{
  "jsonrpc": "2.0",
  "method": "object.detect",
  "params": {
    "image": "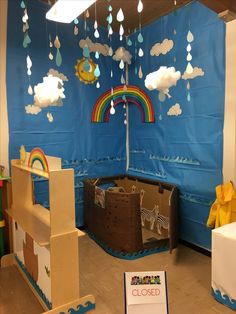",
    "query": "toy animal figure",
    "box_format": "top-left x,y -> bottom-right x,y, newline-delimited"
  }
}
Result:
154,205 -> 169,235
